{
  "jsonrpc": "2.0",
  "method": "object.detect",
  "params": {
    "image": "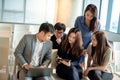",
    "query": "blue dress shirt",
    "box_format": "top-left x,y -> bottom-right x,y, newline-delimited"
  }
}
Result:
74,16 -> 100,49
